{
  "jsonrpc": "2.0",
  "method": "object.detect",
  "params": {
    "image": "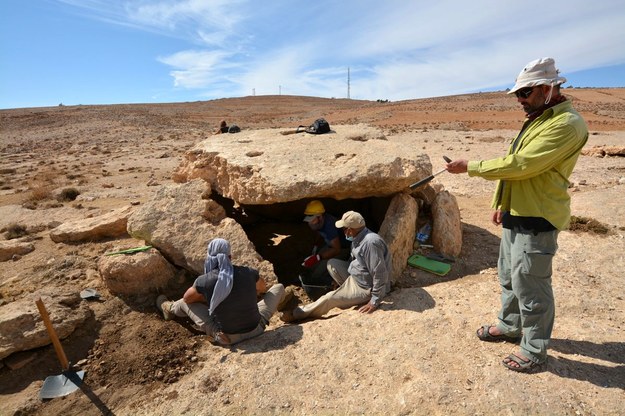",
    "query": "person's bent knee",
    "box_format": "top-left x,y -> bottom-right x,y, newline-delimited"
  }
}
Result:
271,283 -> 285,297
183,286 -> 205,304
